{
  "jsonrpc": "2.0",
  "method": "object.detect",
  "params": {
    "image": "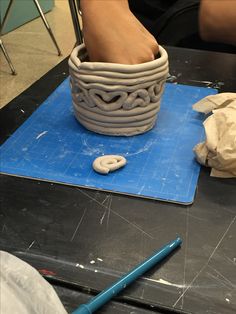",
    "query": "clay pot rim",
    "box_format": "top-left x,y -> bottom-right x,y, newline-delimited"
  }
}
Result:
70,44 -> 168,73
